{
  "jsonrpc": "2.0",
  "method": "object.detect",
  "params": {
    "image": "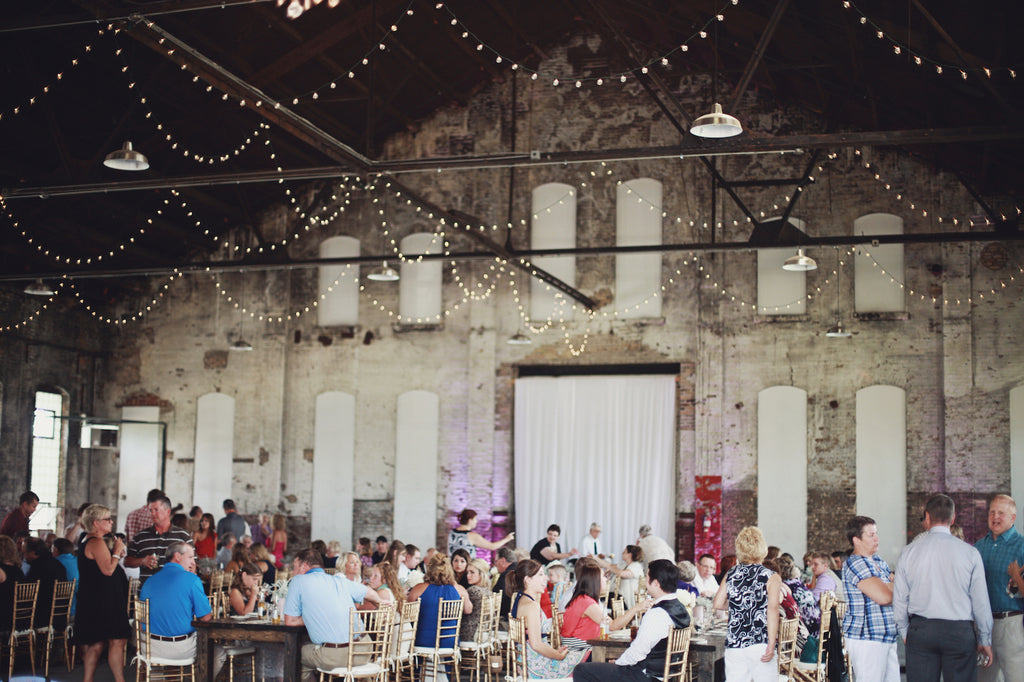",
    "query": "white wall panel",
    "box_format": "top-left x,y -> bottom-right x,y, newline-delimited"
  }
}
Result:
117,406 -> 162,531
193,393 -> 235,517
758,386 -> 807,558
530,183 -> 576,322
615,178 -> 663,318
856,385 -> 906,565
393,391 -> 439,546
317,236 -> 360,327
854,213 -> 905,313
312,391 -> 355,545
399,233 -> 443,323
